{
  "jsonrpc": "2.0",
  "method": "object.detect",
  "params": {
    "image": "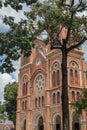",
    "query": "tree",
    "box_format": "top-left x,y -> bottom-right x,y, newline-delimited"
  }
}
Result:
3,82 -> 18,125
0,0 -> 87,130
0,102 -> 7,123
71,88 -> 87,114
0,0 -> 37,73
19,1 -> 87,130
